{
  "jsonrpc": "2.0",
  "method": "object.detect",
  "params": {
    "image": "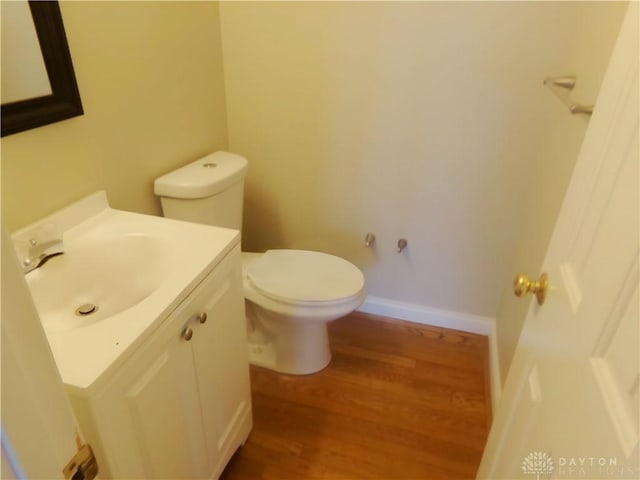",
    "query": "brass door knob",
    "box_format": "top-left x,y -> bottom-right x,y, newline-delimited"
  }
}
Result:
513,272 -> 549,305
198,312 -> 207,324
